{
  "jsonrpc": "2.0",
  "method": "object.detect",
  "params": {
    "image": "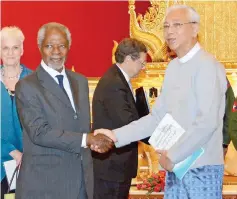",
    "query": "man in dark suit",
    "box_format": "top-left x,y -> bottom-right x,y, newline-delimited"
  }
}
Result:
92,38 -> 148,199
223,79 -> 237,156
15,22 -> 113,199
